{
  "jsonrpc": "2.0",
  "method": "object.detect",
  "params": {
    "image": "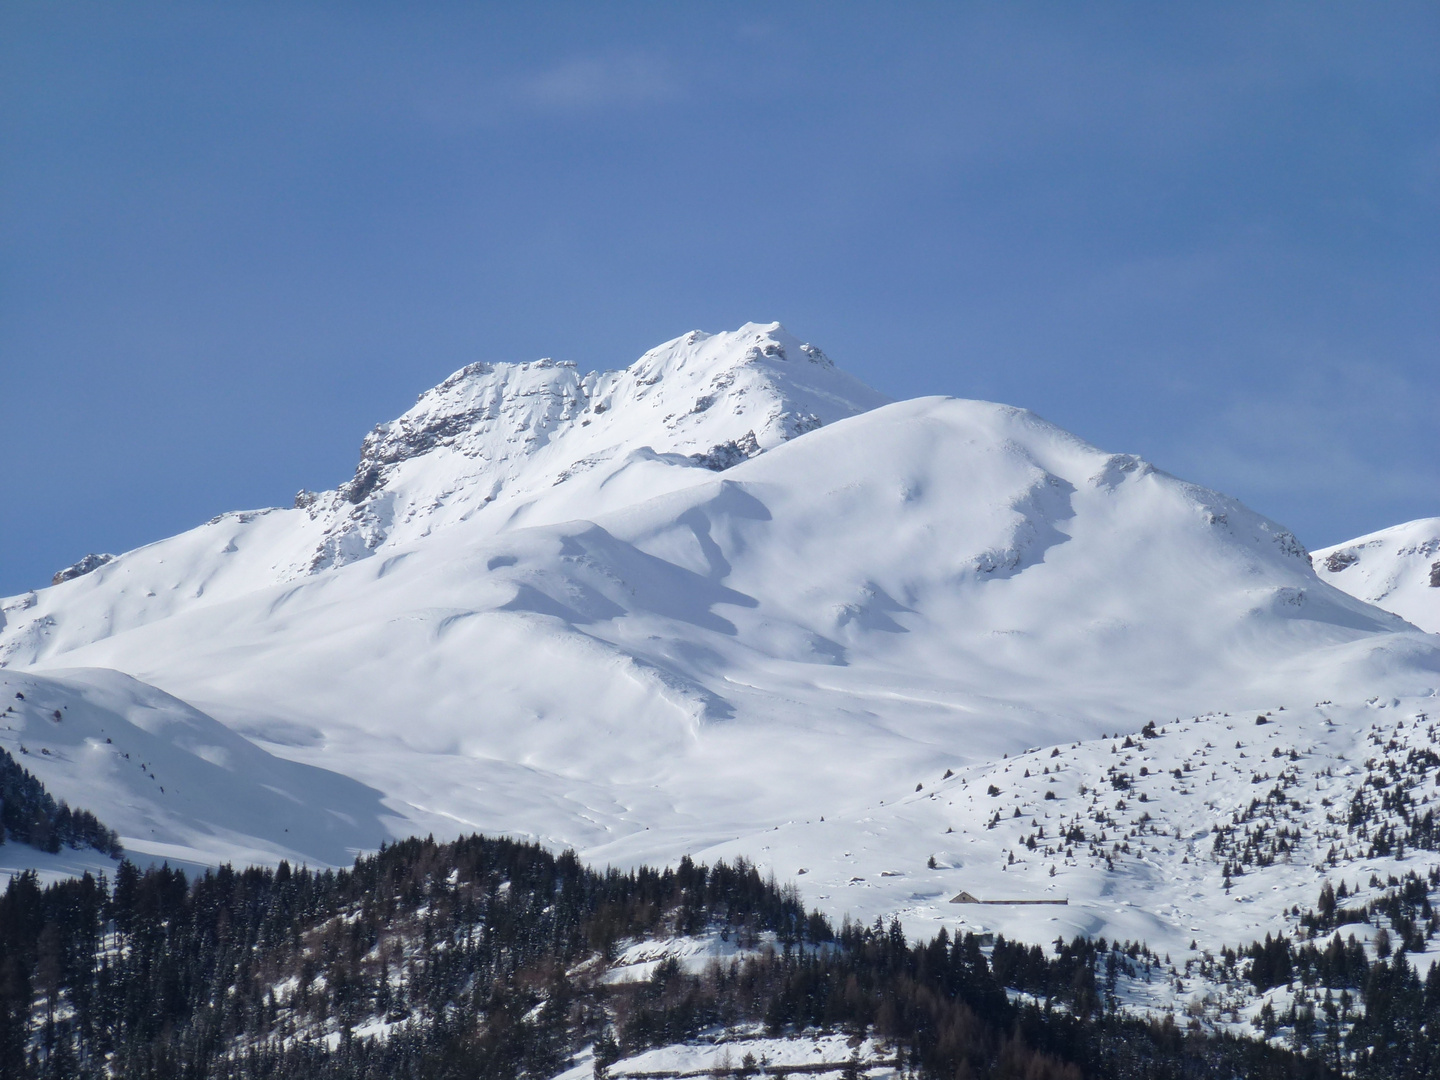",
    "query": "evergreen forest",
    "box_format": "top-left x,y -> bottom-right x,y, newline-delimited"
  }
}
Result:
0,832 -> 1379,1080
0,748 -> 121,858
